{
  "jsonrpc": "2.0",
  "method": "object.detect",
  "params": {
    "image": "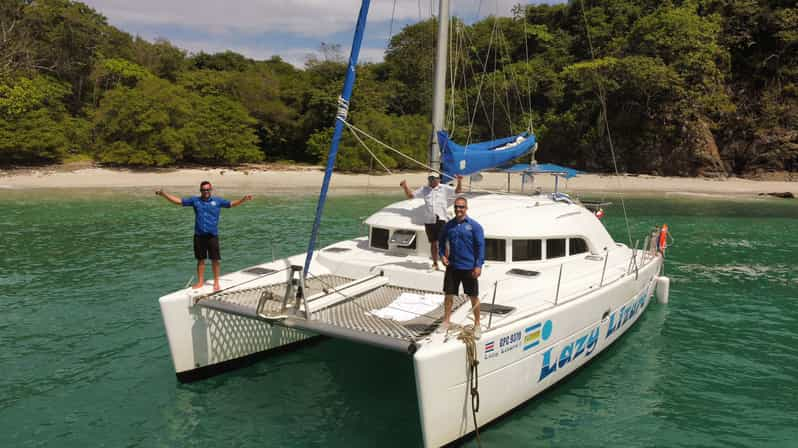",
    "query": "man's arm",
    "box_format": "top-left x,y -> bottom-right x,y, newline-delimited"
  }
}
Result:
399,180 -> 414,199
439,224 -> 449,265
230,195 -> 253,208
155,189 -> 182,206
454,175 -> 464,193
472,223 -> 485,278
